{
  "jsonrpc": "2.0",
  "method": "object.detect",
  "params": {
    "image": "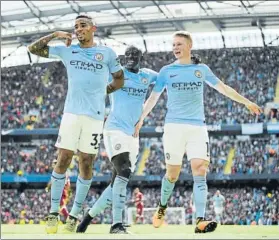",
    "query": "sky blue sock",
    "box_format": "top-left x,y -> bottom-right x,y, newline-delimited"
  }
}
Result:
160,175 -> 175,206
50,171 -> 66,214
193,176 -> 208,218
69,176 -> 92,218
112,176 -> 128,225
88,185 -> 112,218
